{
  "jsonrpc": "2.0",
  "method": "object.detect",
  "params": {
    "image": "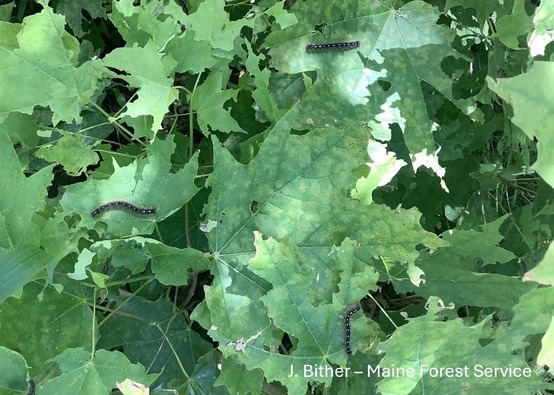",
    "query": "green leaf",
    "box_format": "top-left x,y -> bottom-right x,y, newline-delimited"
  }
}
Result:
243,40 -> 282,123
0,347 -> 29,395
109,0 -> 184,49
202,125 -> 446,326
167,0 -> 256,74
36,133 -> 100,176
377,297 -> 550,395
83,235 -> 208,286
441,215 -> 517,266
40,212 -> 88,266
205,125 -> 445,265
162,353 -> 226,395
487,61 -> 554,188
538,317 -> 554,369
0,3 -> 14,21
0,281 -> 95,377
495,0 -> 533,50
147,242 -> 209,286
60,136 -> 199,238
0,4 -> 99,124
101,40 -> 179,135
93,238 -> 151,275
267,1 -> 479,153
0,132 -> 54,250
391,216 -> 536,308
496,287 -> 554,376
508,287 -> 554,341
0,113 -> 40,154
444,0 -> 503,24
192,68 -> 245,135
205,236 -> 379,394
0,248 -> 54,302
166,32 -> 220,74
265,2 -> 298,29
41,348 -> 158,395
56,0 -> 107,38
214,355 -> 264,394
